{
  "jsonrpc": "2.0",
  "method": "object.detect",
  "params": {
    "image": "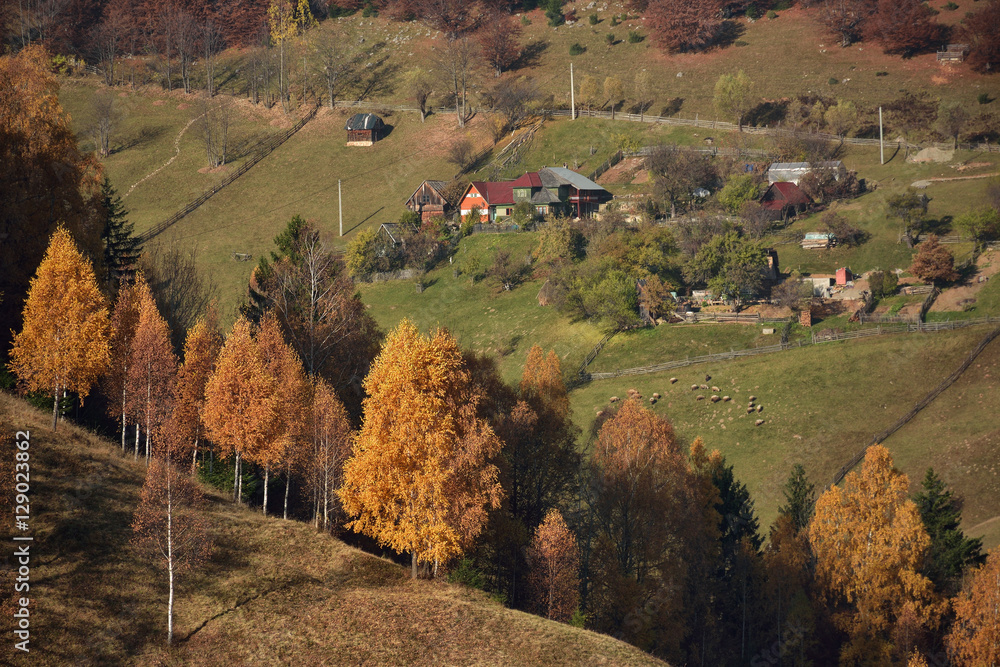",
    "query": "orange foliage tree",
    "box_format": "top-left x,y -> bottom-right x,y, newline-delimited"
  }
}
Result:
808,445 -> 939,661
308,377 -> 353,528
164,309 -> 222,472
946,546 -> 1000,666
9,227 -> 111,430
126,276 -> 177,463
527,508 -> 580,622
253,314 -> 310,516
203,317 -> 280,504
339,320 -> 503,579
104,278 -> 142,451
131,458 -> 212,645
